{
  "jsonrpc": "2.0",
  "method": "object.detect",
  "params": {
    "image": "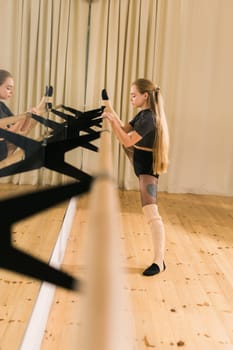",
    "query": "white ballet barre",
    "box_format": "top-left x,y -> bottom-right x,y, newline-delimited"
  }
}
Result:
83,117 -> 133,350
